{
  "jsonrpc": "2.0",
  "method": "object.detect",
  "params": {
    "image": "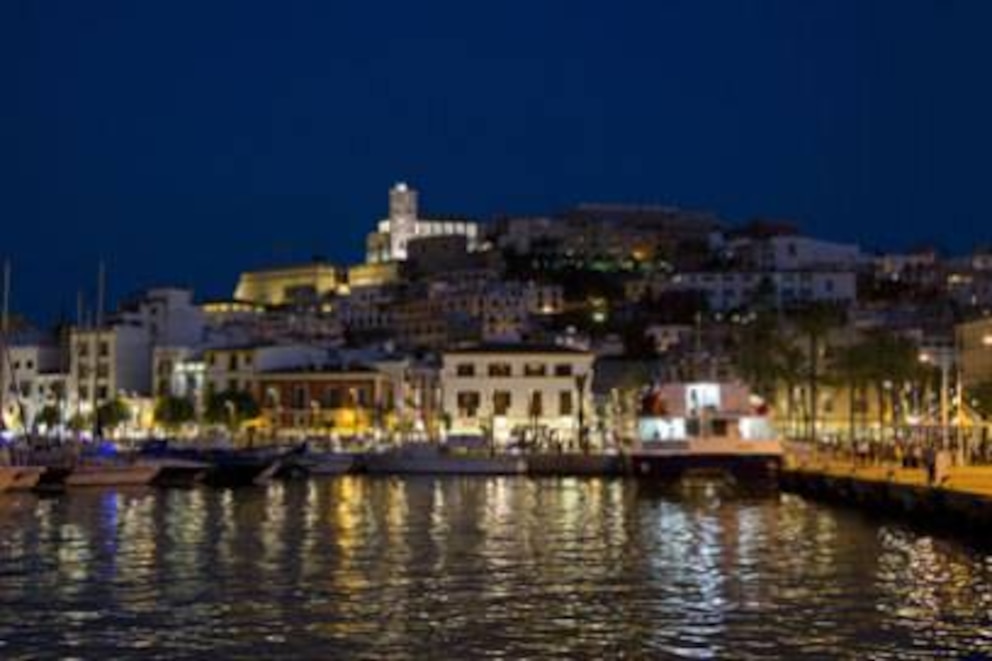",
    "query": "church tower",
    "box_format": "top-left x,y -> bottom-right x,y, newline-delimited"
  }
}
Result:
388,182 -> 418,261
